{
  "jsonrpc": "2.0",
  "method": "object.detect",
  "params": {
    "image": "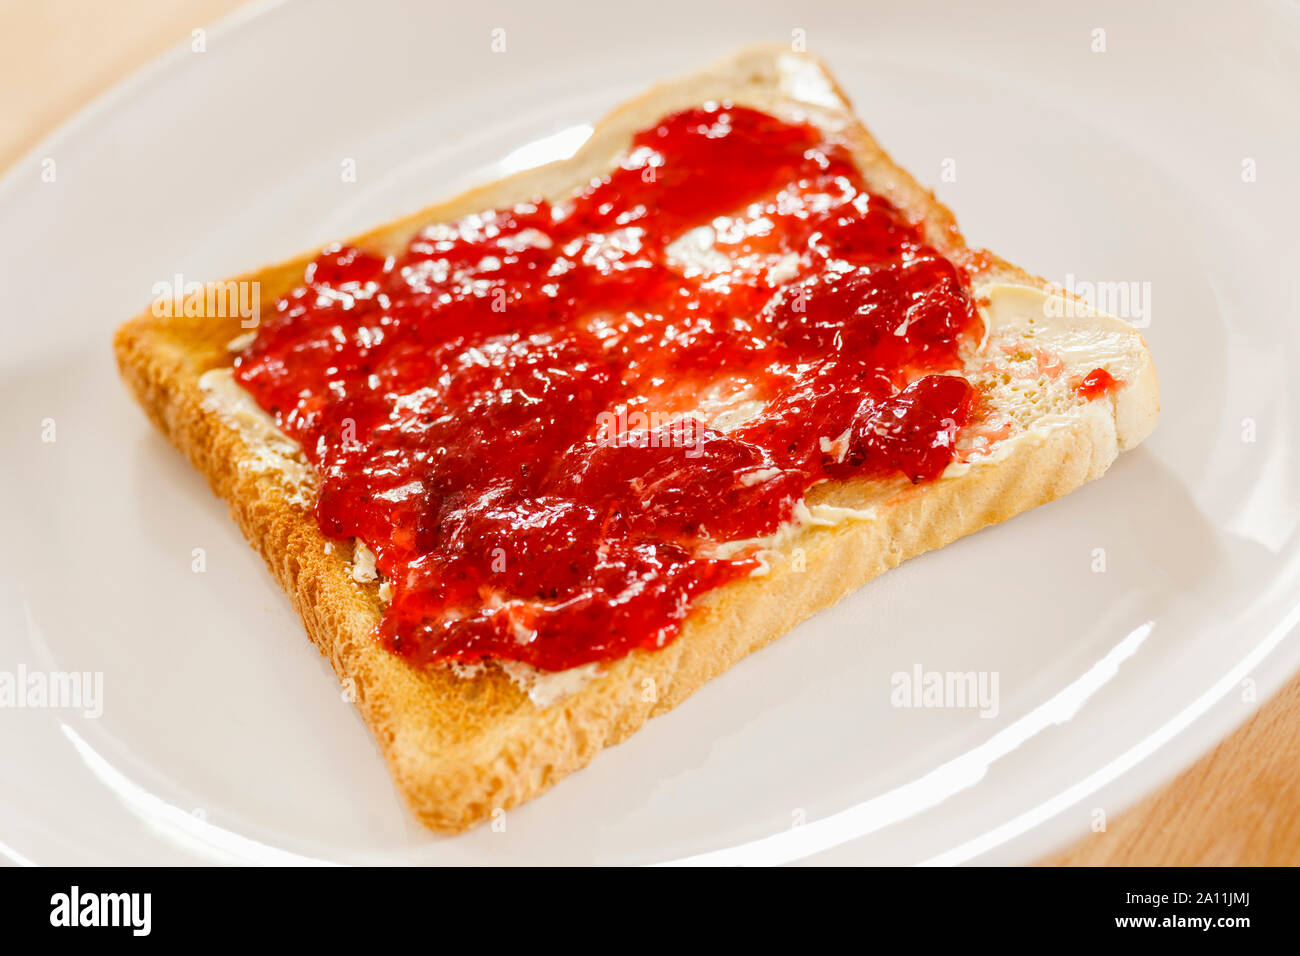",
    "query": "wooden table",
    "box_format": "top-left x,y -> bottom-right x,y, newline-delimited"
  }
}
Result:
5,0 -> 1296,866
